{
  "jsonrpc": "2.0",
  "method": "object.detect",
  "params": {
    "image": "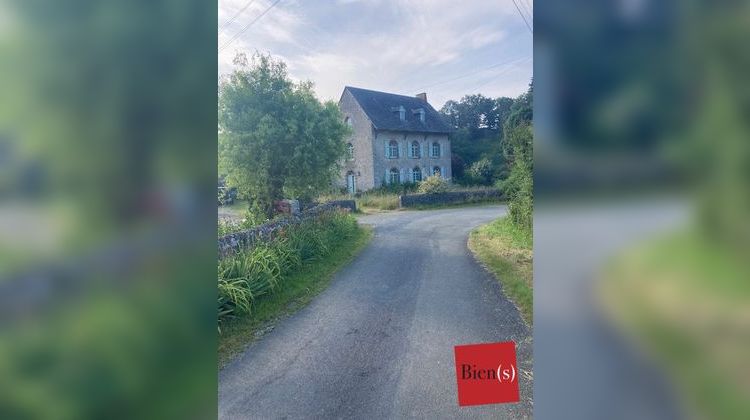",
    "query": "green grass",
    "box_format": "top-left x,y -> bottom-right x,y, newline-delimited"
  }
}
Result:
601,230 -> 750,420
320,187 -> 503,213
218,224 -> 373,369
408,198 -> 505,211
468,217 -> 533,324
